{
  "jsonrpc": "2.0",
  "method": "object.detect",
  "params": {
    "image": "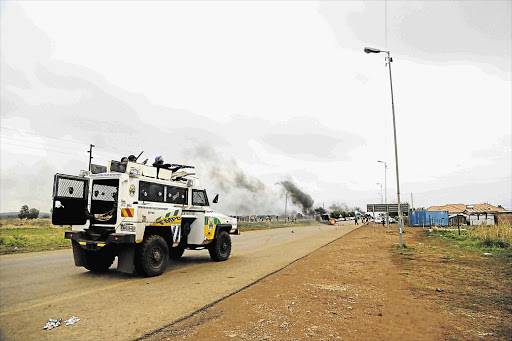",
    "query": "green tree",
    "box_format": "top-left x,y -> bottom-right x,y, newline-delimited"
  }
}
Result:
18,205 -> 29,219
330,210 -> 342,219
28,208 -> 40,219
